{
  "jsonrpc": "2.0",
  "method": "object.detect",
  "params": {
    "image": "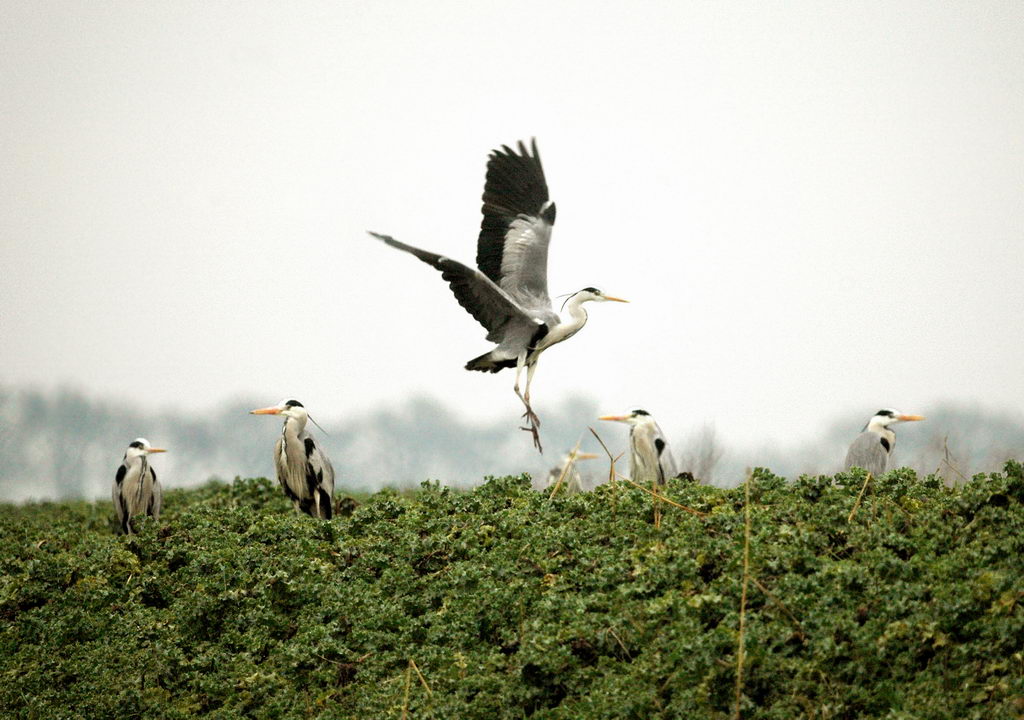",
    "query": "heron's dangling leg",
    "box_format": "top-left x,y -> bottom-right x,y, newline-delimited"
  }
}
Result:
513,352 -> 527,402
517,361 -> 542,453
522,362 -> 540,426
